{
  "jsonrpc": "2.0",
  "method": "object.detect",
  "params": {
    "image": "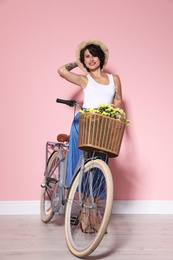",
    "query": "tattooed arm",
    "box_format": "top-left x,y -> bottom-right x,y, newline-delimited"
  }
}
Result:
64,62 -> 78,71
113,75 -> 123,108
58,62 -> 87,88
